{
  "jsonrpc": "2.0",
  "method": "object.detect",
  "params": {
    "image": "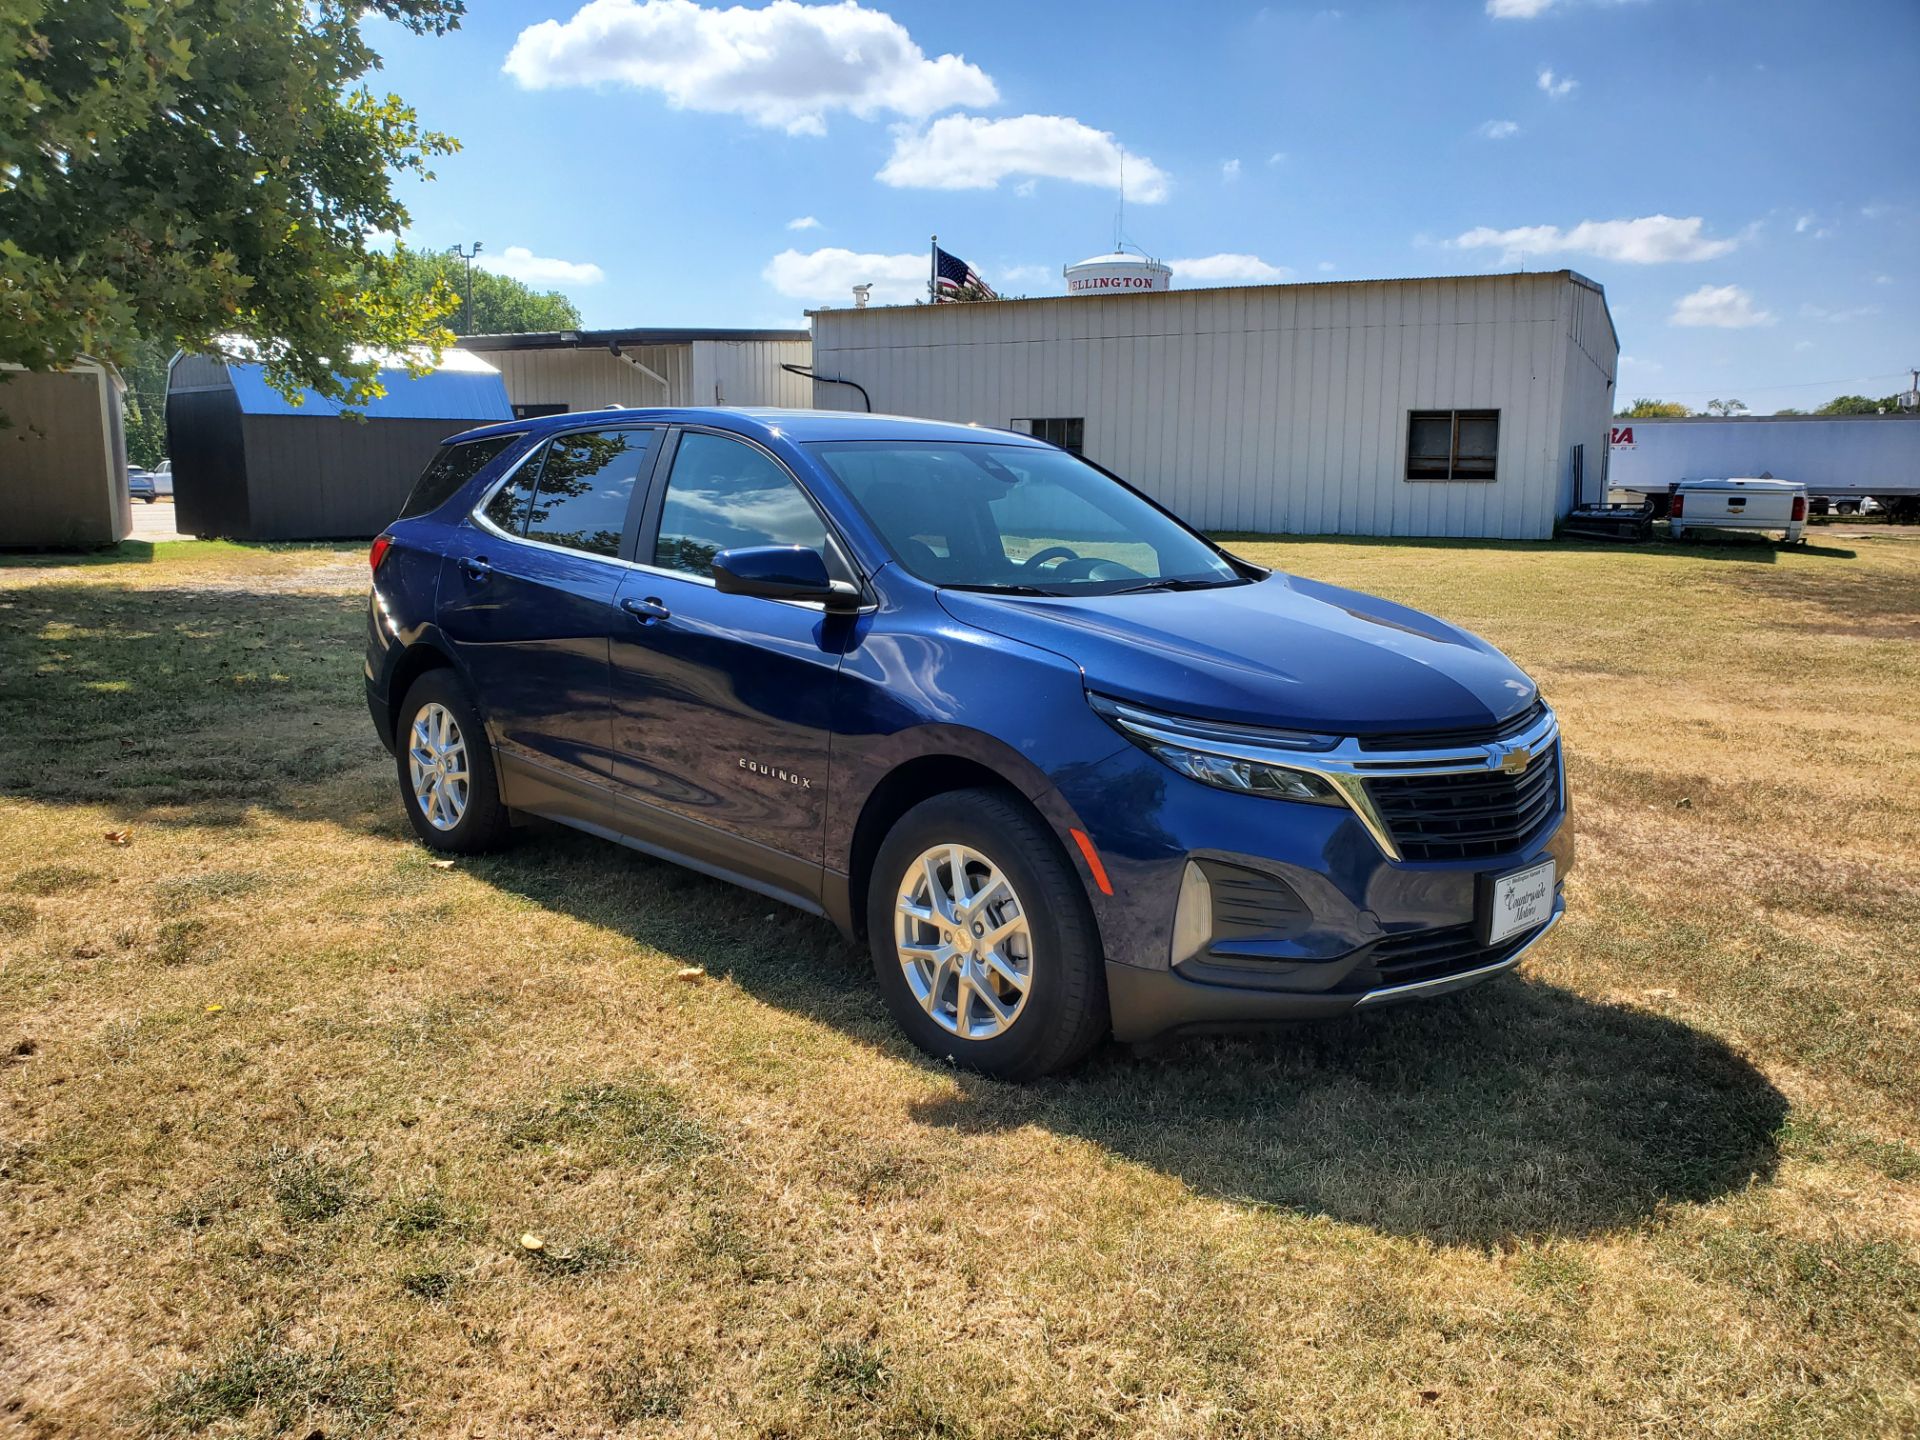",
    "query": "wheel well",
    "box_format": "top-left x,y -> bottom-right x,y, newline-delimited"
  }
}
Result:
385,643 -> 455,743
847,755 -> 1036,940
